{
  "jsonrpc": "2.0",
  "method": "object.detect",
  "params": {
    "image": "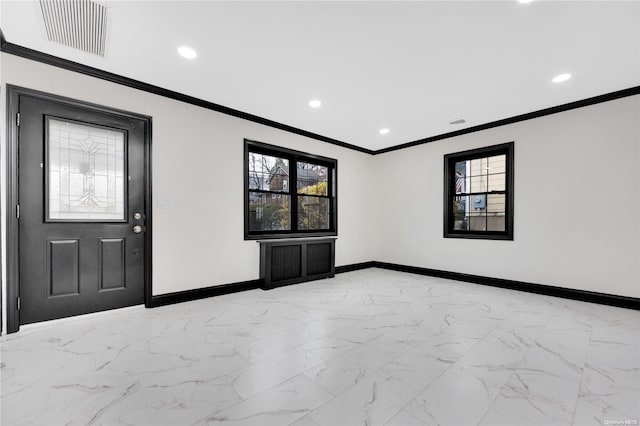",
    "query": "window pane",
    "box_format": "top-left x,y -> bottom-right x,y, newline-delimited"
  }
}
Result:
487,194 -> 505,231
471,194 -> 486,210
487,155 -> 506,174
298,196 -> 330,230
297,162 -> 328,195
445,143 -> 512,239
487,194 -> 505,213
455,219 -> 470,231
469,157 -> 490,177
453,195 -> 468,230
248,152 -> 289,192
469,174 -> 487,193
249,192 -> 290,231
487,172 -> 506,192
468,212 -> 486,231
48,118 -> 125,220
487,214 -> 506,232
454,161 -> 467,194
453,156 -> 505,194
